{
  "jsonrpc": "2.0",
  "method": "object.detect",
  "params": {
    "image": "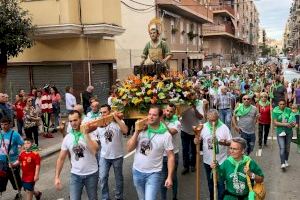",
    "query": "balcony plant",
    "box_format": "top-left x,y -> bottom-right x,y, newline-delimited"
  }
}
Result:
187,31 -> 197,41
171,27 -> 178,34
